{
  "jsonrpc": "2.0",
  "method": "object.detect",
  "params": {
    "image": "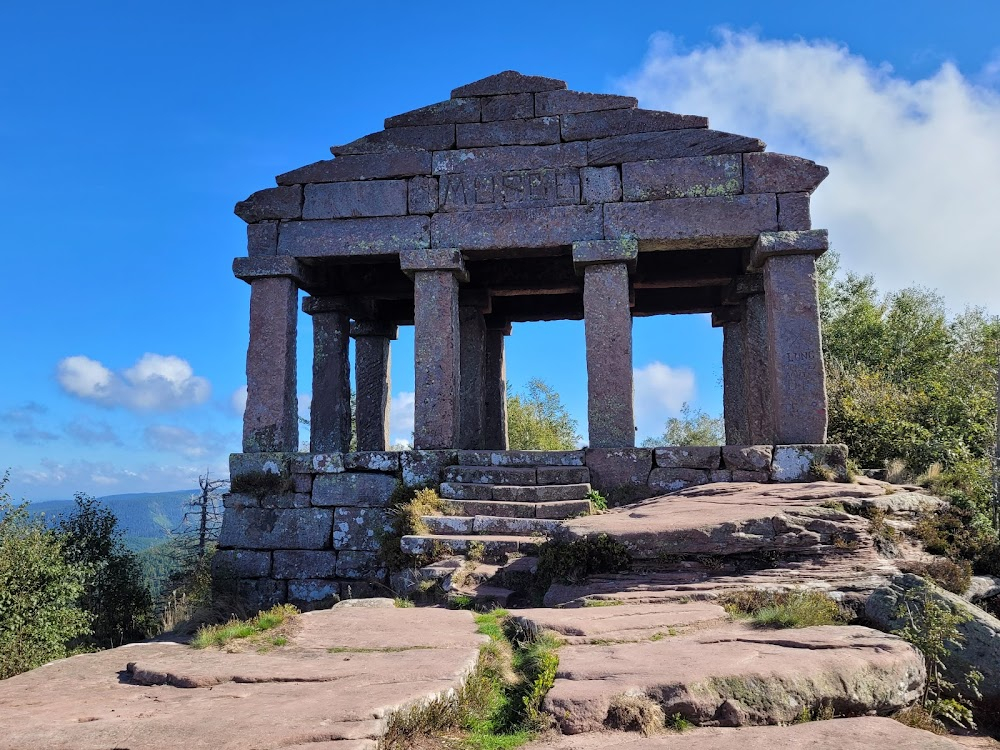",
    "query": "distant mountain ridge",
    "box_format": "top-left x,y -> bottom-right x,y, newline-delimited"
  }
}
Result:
29,490 -> 198,551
